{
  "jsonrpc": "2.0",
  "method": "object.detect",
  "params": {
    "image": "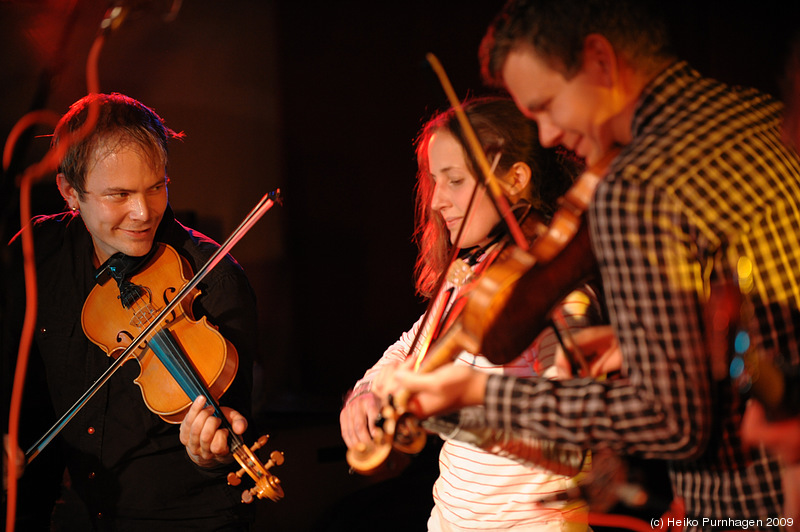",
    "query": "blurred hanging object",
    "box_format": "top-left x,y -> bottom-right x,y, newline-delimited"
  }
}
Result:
4,3 -> 180,530
100,0 -> 184,31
